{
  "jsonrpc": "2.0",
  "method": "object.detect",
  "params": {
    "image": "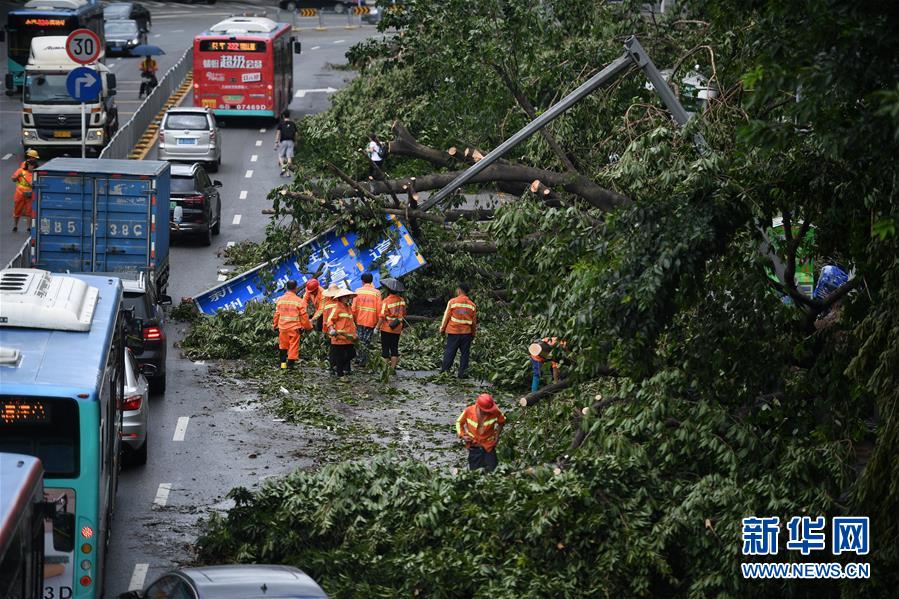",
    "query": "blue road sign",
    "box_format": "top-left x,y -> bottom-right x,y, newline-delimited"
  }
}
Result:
66,66 -> 102,102
193,215 -> 427,315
